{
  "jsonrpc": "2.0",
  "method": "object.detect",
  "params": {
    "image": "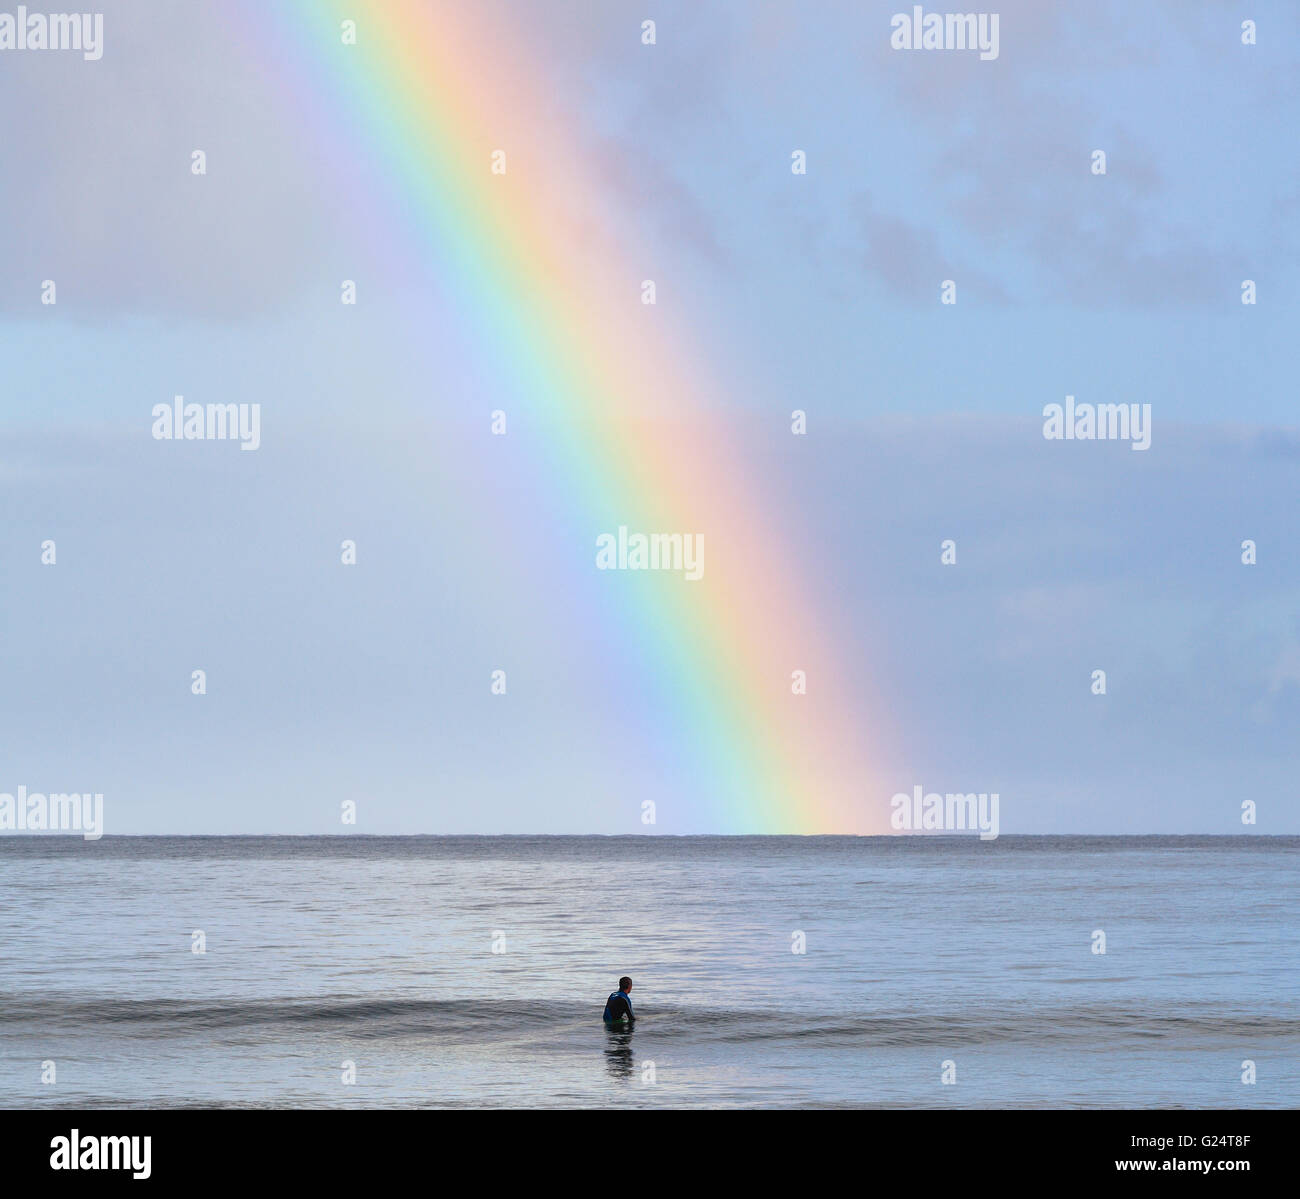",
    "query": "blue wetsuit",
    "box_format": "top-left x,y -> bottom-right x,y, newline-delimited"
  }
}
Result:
603,989 -> 634,1024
